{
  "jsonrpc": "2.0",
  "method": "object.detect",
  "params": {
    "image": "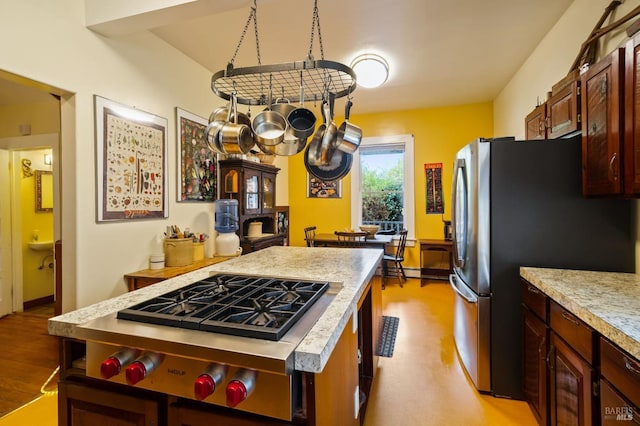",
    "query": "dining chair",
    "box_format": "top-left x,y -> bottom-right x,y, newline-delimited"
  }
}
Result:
382,229 -> 408,289
334,231 -> 368,248
304,226 -> 317,247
